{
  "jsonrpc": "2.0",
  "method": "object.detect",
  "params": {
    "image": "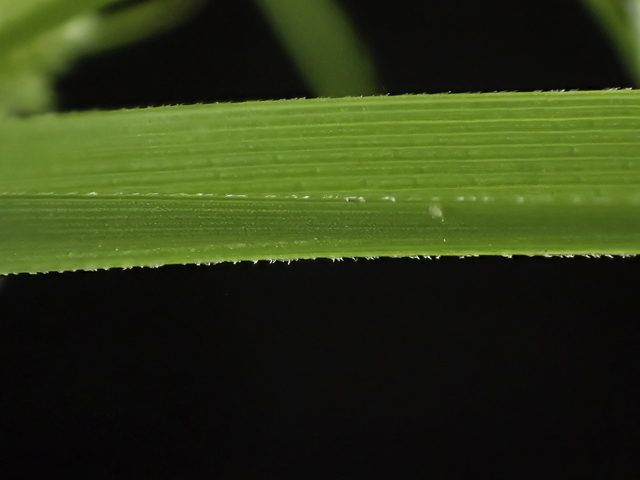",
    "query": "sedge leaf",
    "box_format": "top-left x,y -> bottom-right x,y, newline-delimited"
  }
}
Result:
1,90 -> 640,274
